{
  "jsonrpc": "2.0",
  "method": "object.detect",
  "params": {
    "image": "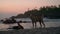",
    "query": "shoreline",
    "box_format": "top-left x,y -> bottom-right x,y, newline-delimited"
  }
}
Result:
0,22 -> 60,30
